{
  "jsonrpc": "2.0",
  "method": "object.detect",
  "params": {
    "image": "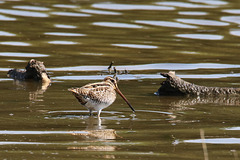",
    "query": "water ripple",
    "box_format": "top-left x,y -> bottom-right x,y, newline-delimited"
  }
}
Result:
0,141 -> 46,145
0,78 -> 12,81
80,53 -> 103,56
176,34 -> 223,40
53,73 -> 240,81
48,110 -> 122,114
0,14 -> 16,21
81,9 -> 121,15
54,24 -> 77,29
137,110 -> 172,115
0,31 -> 15,36
189,0 -> 228,5
7,59 -> 26,62
12,5 -> 51,11
184,138 -> 240,144
112,43 -> 158,49
48,41 -> 79,45
222,9 -> 240,14
176,19 -> 229,26
44,32 -> 85,36
224,127 -> 240,130
53,75 -> 160,80
178,11 -> 208,16
52,4 -> 79,9
48,63 -> 240,71
0,9 -> 48,17
0,130 -> 88,135
156,2 -> 216,8
229,30 -> 240,36
51,12 -> 91,17
0,41 -> 31,46
0,52 -> 49,57
93,22 -> 143,29
92,3 -> 175,10
135,20 -> 197,29
221,16 -> 240,24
